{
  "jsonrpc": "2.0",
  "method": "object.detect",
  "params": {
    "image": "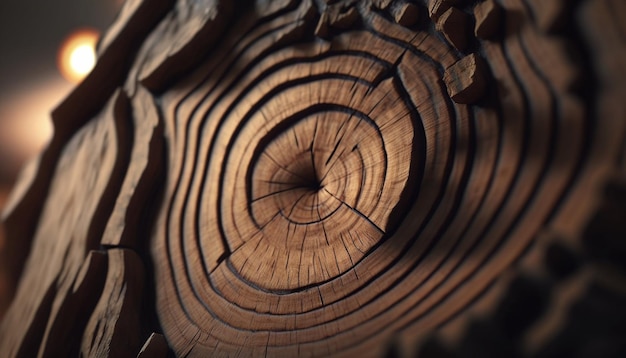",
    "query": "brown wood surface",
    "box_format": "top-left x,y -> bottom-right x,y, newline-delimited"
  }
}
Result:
1,0 -> 625,357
